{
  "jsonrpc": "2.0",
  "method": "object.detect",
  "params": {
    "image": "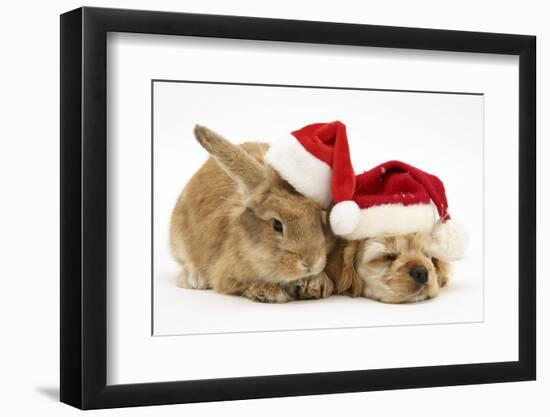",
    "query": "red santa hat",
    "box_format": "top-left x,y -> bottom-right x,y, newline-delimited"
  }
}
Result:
264,121 -> 355,208
329,160 -> 468,261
